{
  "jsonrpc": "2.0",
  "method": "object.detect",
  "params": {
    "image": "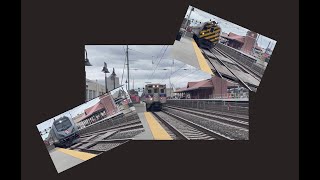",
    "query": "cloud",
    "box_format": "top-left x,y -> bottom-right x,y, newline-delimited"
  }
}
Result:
84,45 -> 212,91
